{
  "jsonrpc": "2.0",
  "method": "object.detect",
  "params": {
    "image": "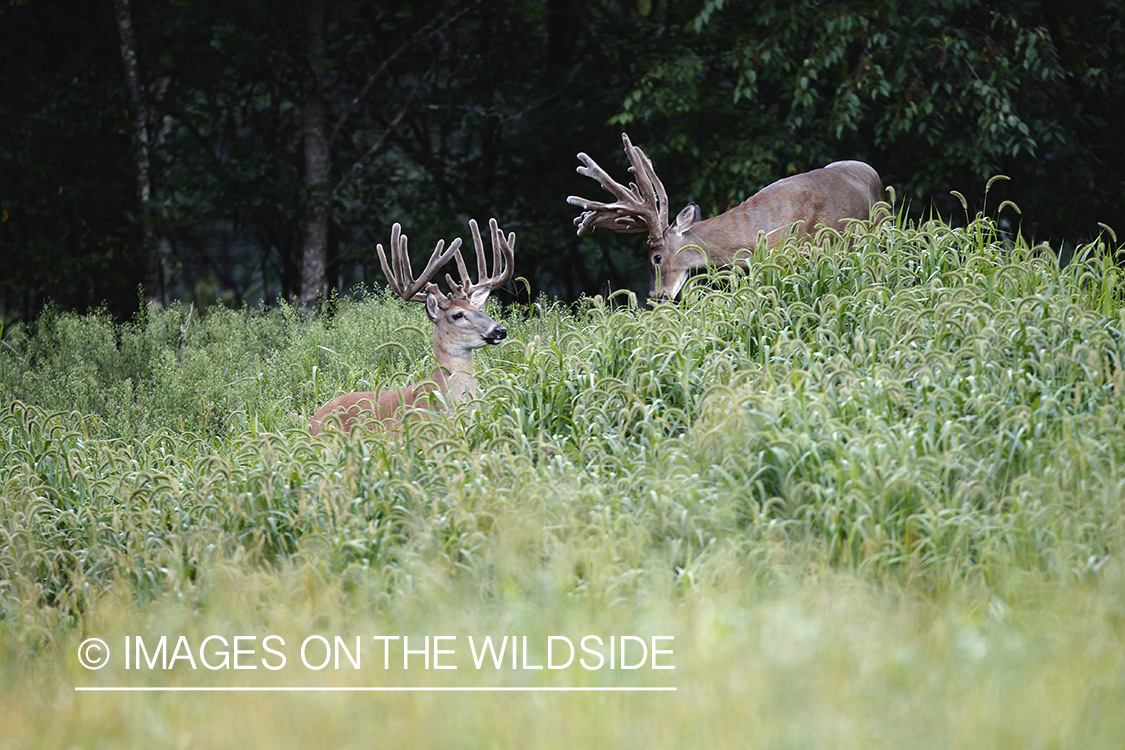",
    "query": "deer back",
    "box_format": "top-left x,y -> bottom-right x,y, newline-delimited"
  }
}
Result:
675,161 -> 883,257
309,383 -> 438,436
